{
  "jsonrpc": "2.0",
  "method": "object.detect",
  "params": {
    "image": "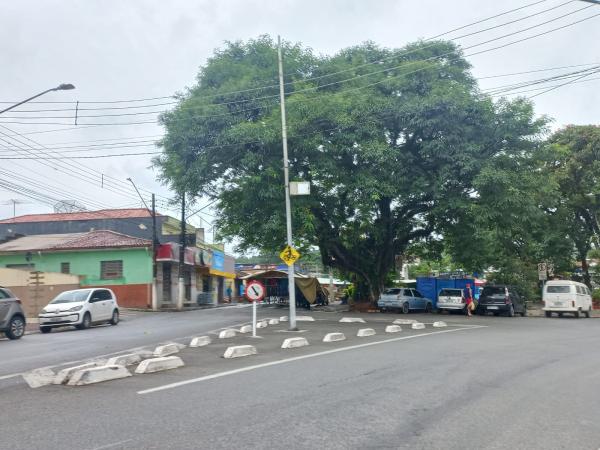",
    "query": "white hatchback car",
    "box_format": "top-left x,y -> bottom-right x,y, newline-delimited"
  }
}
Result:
38,288 -> 120,333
